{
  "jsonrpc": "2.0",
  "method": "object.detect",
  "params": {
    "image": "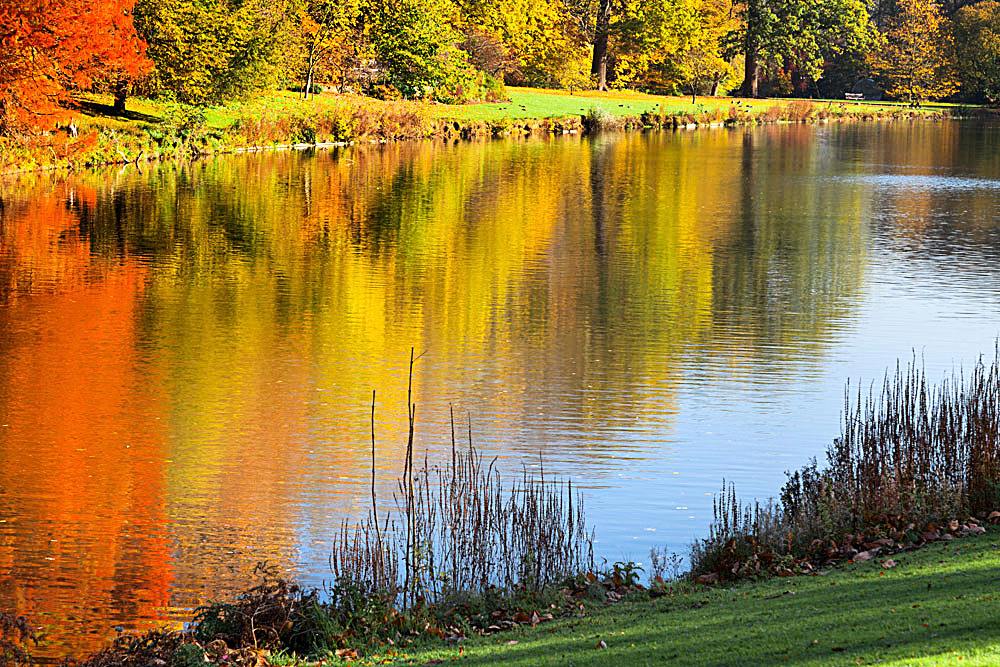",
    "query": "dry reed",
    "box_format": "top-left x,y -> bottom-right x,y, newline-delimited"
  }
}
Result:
693,346 -> 1000,578
330,349 -> 593,609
